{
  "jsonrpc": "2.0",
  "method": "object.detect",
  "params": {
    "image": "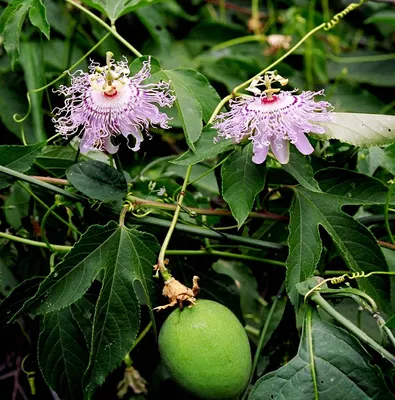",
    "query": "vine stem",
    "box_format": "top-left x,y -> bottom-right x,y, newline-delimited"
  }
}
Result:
65,0 -> 142,57
251,0 -> 261,36
0,231 -> 72,252
210,35 -> 266,51
0,165 -> 85,202
157,165 -> 193,278
311,292 -> 395,365
126,195 -> 287,221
